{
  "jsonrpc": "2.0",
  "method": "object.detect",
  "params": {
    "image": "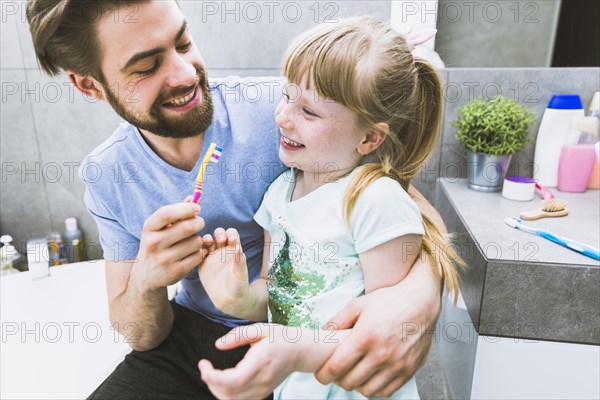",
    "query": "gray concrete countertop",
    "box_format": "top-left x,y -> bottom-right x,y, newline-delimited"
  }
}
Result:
437,179 -> 600,345
440,179 -> 600,265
